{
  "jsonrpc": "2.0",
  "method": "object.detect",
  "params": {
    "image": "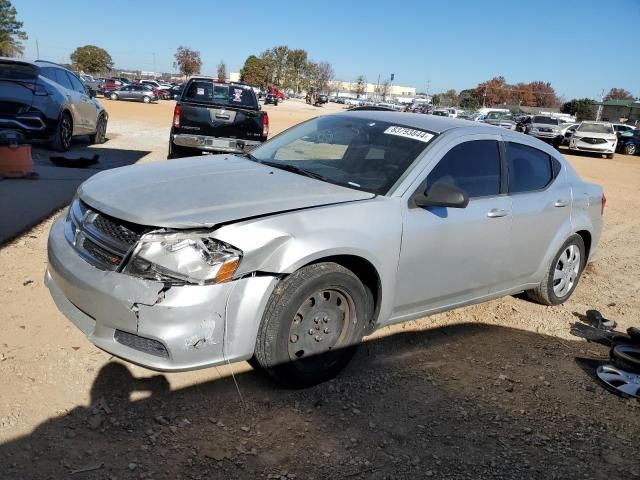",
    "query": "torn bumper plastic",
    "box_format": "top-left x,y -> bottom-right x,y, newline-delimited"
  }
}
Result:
45,217 -> 277,372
